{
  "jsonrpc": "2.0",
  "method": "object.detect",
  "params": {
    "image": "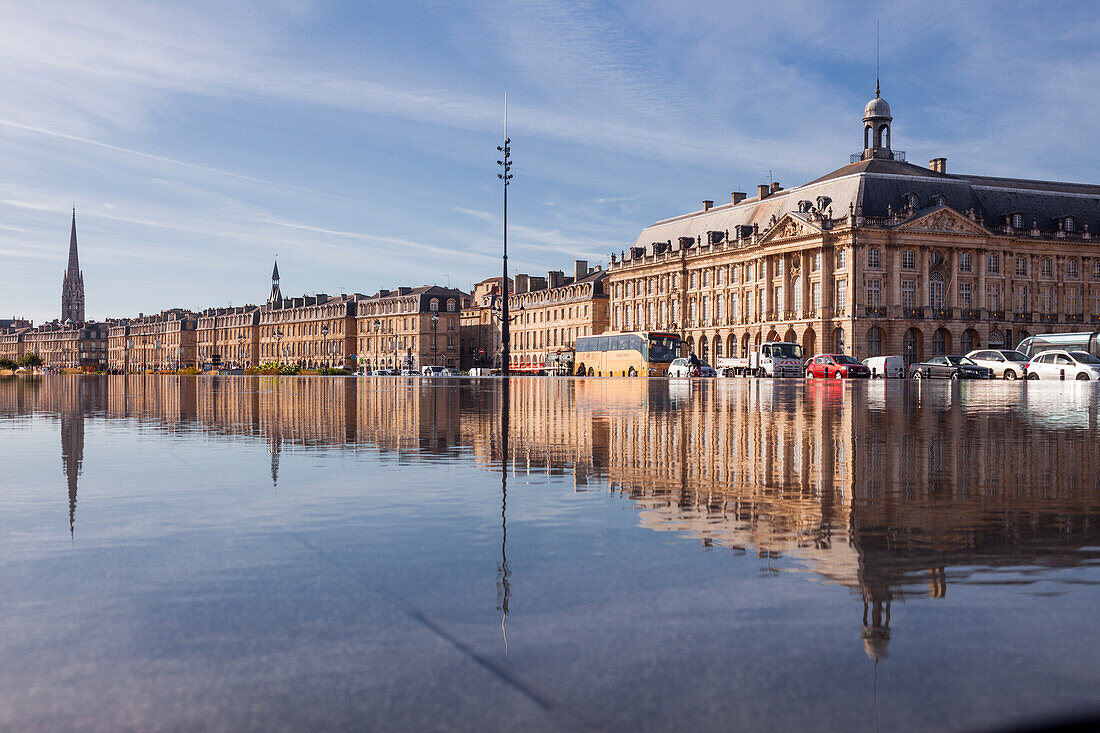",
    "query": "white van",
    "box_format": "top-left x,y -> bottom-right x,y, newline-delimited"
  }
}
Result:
421,365 -> 446,377
862,355 -> 905,379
